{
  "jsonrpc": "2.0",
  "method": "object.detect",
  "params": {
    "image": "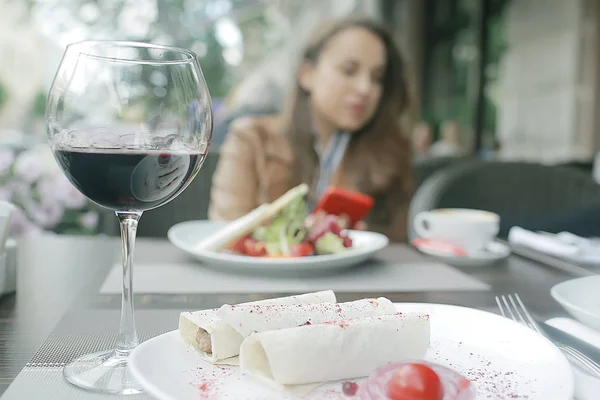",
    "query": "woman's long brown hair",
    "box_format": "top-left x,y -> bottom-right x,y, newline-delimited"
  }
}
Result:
280,15 -> 412,199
